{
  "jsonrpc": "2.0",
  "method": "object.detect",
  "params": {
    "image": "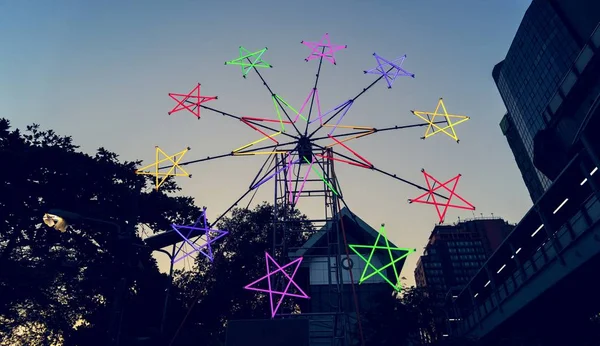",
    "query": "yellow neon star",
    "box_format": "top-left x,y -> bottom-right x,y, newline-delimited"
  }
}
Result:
135,146 -> 191,190
411,98 -> 470,142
